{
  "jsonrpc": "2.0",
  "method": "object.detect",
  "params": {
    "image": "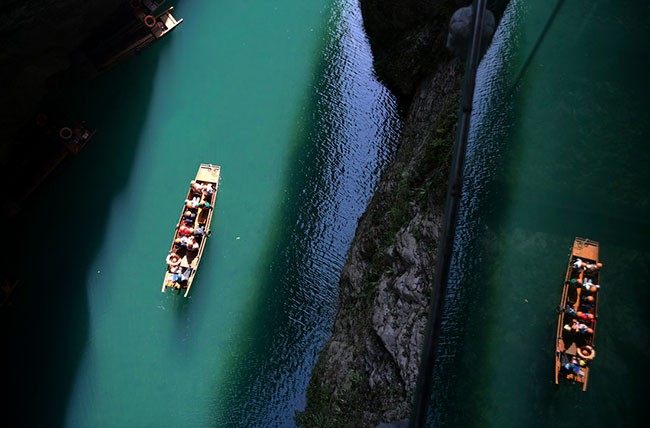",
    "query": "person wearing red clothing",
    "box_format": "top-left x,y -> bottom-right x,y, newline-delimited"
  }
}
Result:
179,224 -> 193,236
